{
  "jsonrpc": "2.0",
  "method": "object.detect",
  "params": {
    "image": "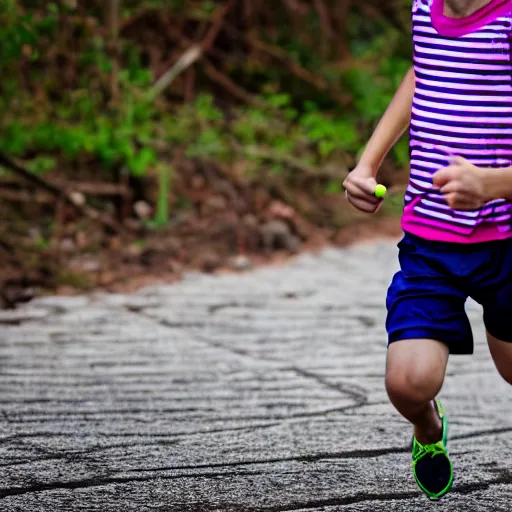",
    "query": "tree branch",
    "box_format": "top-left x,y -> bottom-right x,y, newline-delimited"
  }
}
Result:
146,45 -> 203,101
203,60 -> 263,106
107,0 -> 121,103
146,1 -> 236,102
0,153 -> 131,235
